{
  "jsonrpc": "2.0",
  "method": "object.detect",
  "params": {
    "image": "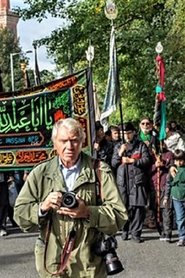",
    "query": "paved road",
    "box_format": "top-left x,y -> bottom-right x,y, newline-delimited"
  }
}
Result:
0,226 -> 184,278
